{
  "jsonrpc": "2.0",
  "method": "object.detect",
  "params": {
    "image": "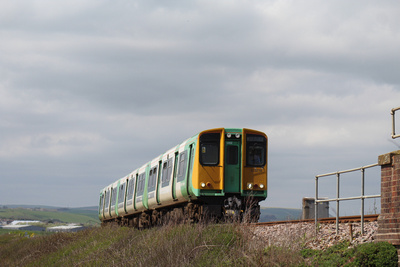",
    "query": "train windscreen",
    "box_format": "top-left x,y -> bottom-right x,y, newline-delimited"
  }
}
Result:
200,133 -> 220,166
246,134 -> 266,167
